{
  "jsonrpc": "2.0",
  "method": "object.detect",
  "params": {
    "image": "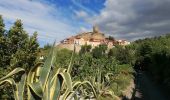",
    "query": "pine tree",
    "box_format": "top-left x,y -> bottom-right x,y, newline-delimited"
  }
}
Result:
0,15 -> 5,36
25,32 -> 39,71
8,19 -> 28,54
8,20 -> 39,71
0,17 -> 40,99
0,15 -> 7,69
0,15 -> 12,100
